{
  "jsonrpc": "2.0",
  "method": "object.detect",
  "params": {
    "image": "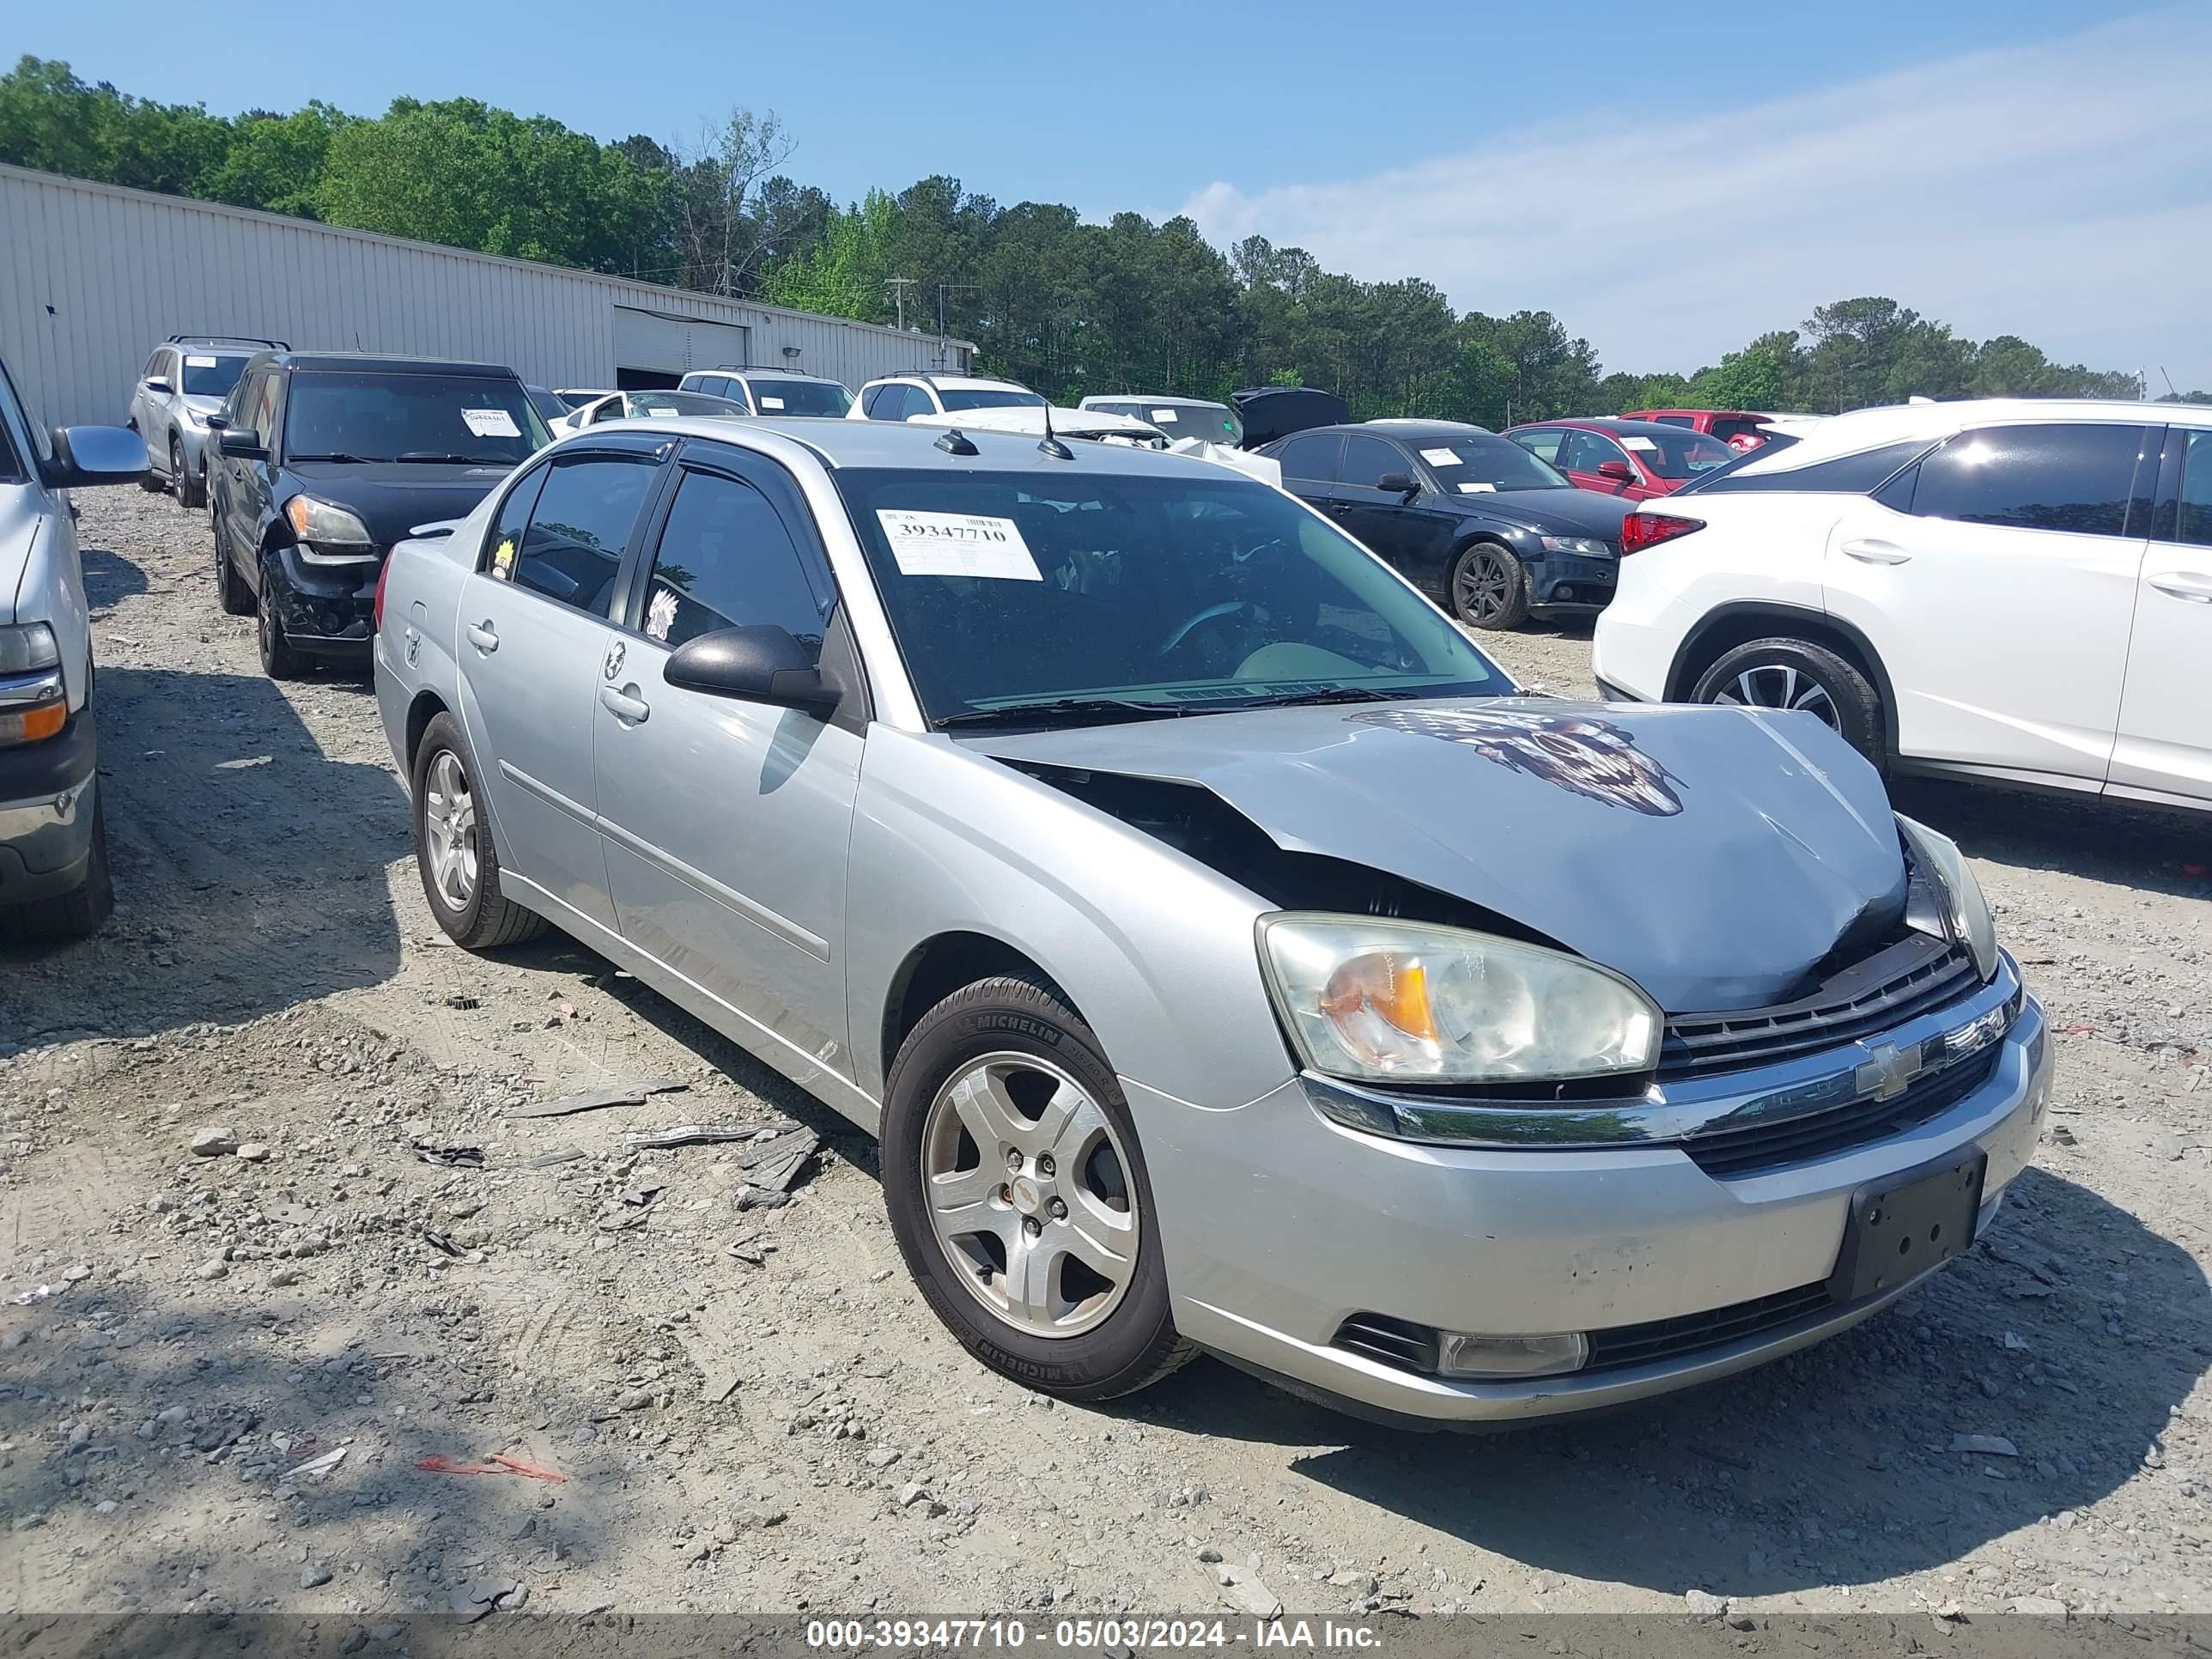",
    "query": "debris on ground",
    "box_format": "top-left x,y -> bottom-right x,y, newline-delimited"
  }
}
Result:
1949,1434 -> 2021,1457
419,1229 -> 465,1258
291,1446 -> 349,1480
732,1126 -> 820,1203
507,1077 -> 688,1119
416,1453 -> 567,1483
411,1139 -> 487,1168
627,1120 -> 786,1151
